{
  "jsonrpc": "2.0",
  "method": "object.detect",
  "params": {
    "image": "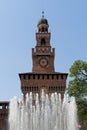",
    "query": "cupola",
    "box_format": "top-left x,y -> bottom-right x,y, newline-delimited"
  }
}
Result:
37,12 -> 49,33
